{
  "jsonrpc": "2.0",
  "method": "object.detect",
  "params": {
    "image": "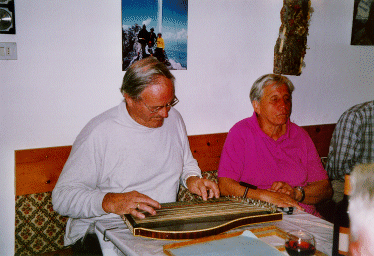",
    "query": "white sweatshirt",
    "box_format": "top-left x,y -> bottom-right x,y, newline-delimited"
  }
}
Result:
52,101 -> 201,245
